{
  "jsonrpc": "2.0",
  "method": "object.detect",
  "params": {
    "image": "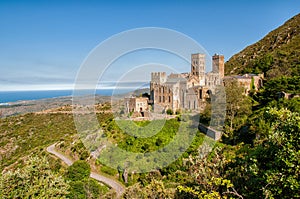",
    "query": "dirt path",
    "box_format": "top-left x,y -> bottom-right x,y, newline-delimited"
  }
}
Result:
46,143 -> 125,198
